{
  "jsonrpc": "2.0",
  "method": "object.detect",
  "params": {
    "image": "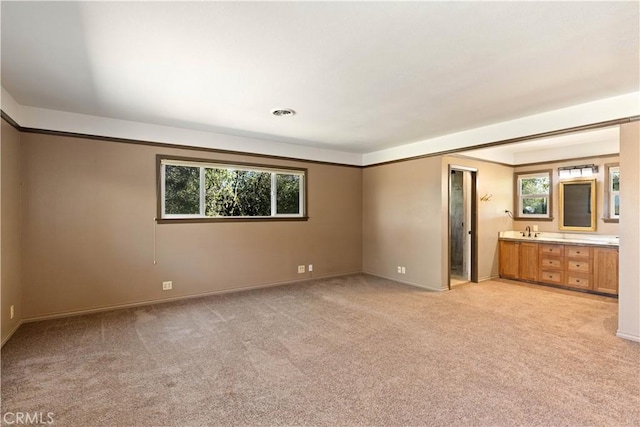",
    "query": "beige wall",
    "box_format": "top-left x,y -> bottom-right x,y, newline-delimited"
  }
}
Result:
7,121 -> 637,343
362,155 -> 513,290
514,155 -> 620,235
443,156 -> 515,280
618,122 -> 640,341
20,132 -> 362,319
1,119 -> 22,343
362,156 -> 445,290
